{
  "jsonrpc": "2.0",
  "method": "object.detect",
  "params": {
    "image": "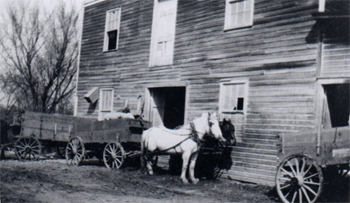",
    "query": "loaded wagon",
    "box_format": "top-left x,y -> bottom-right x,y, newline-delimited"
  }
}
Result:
275,124 -> 350,202
3,111 -> 151,169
